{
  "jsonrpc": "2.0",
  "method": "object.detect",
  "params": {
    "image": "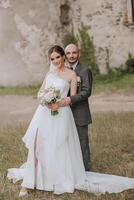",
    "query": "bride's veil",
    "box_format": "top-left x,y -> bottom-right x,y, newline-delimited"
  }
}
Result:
49,62 -> 56,72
